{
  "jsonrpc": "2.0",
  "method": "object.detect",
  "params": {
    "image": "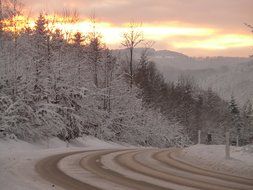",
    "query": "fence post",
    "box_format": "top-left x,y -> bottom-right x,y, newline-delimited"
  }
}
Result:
198,130 -> 201,144
225,131 -> 230,159
236,135 -> 239,147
